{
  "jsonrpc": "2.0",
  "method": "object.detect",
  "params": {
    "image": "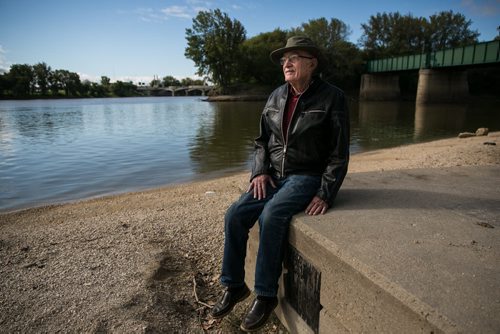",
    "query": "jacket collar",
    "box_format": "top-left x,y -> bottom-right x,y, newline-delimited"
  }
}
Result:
284,76 -> 322,98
